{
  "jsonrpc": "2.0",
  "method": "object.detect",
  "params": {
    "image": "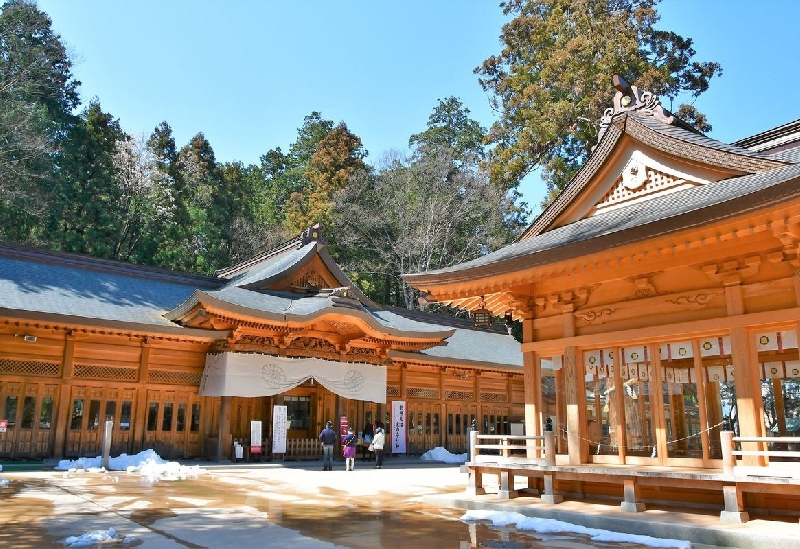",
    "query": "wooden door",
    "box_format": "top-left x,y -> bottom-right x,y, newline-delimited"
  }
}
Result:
445,403 -> 476,454
0,381 -> 58,459
481,406 -> 511,436
143,390 -> 203,459
407,402 -> 440,454
65,386 -> 136,459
